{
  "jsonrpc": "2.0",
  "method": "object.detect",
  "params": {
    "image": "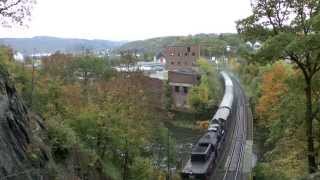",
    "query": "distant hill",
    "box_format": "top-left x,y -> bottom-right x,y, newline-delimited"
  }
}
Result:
116,36 -> 181,54
116,33 -> 246,57
0,36 -> 127,55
